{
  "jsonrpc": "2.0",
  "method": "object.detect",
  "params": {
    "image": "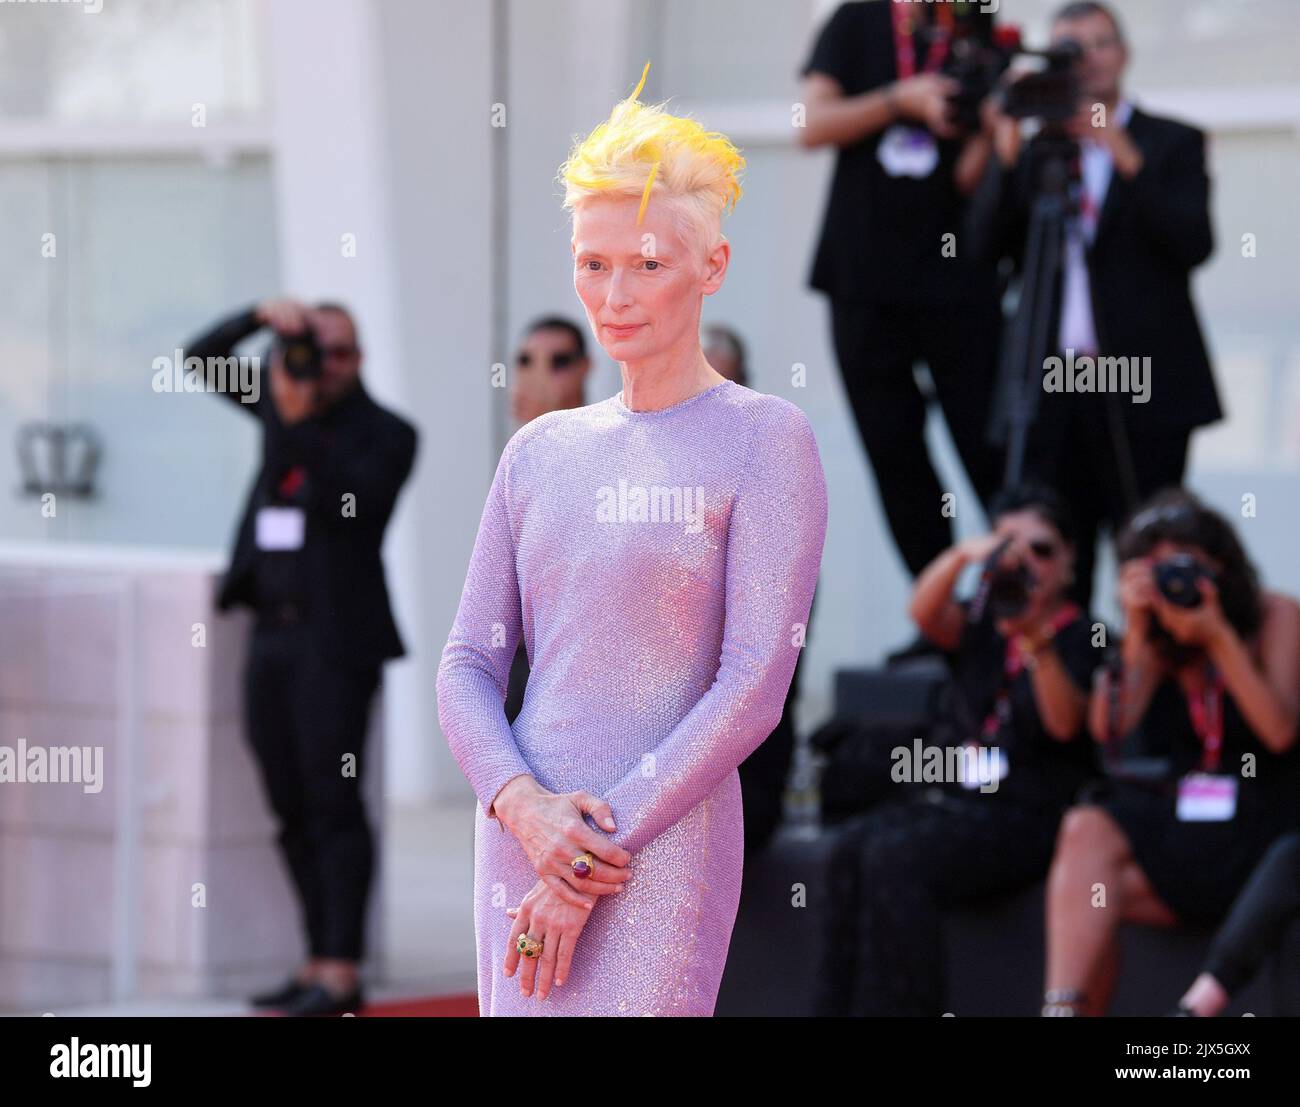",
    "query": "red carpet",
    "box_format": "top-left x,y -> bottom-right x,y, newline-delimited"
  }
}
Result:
359,994 -> 479,1017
